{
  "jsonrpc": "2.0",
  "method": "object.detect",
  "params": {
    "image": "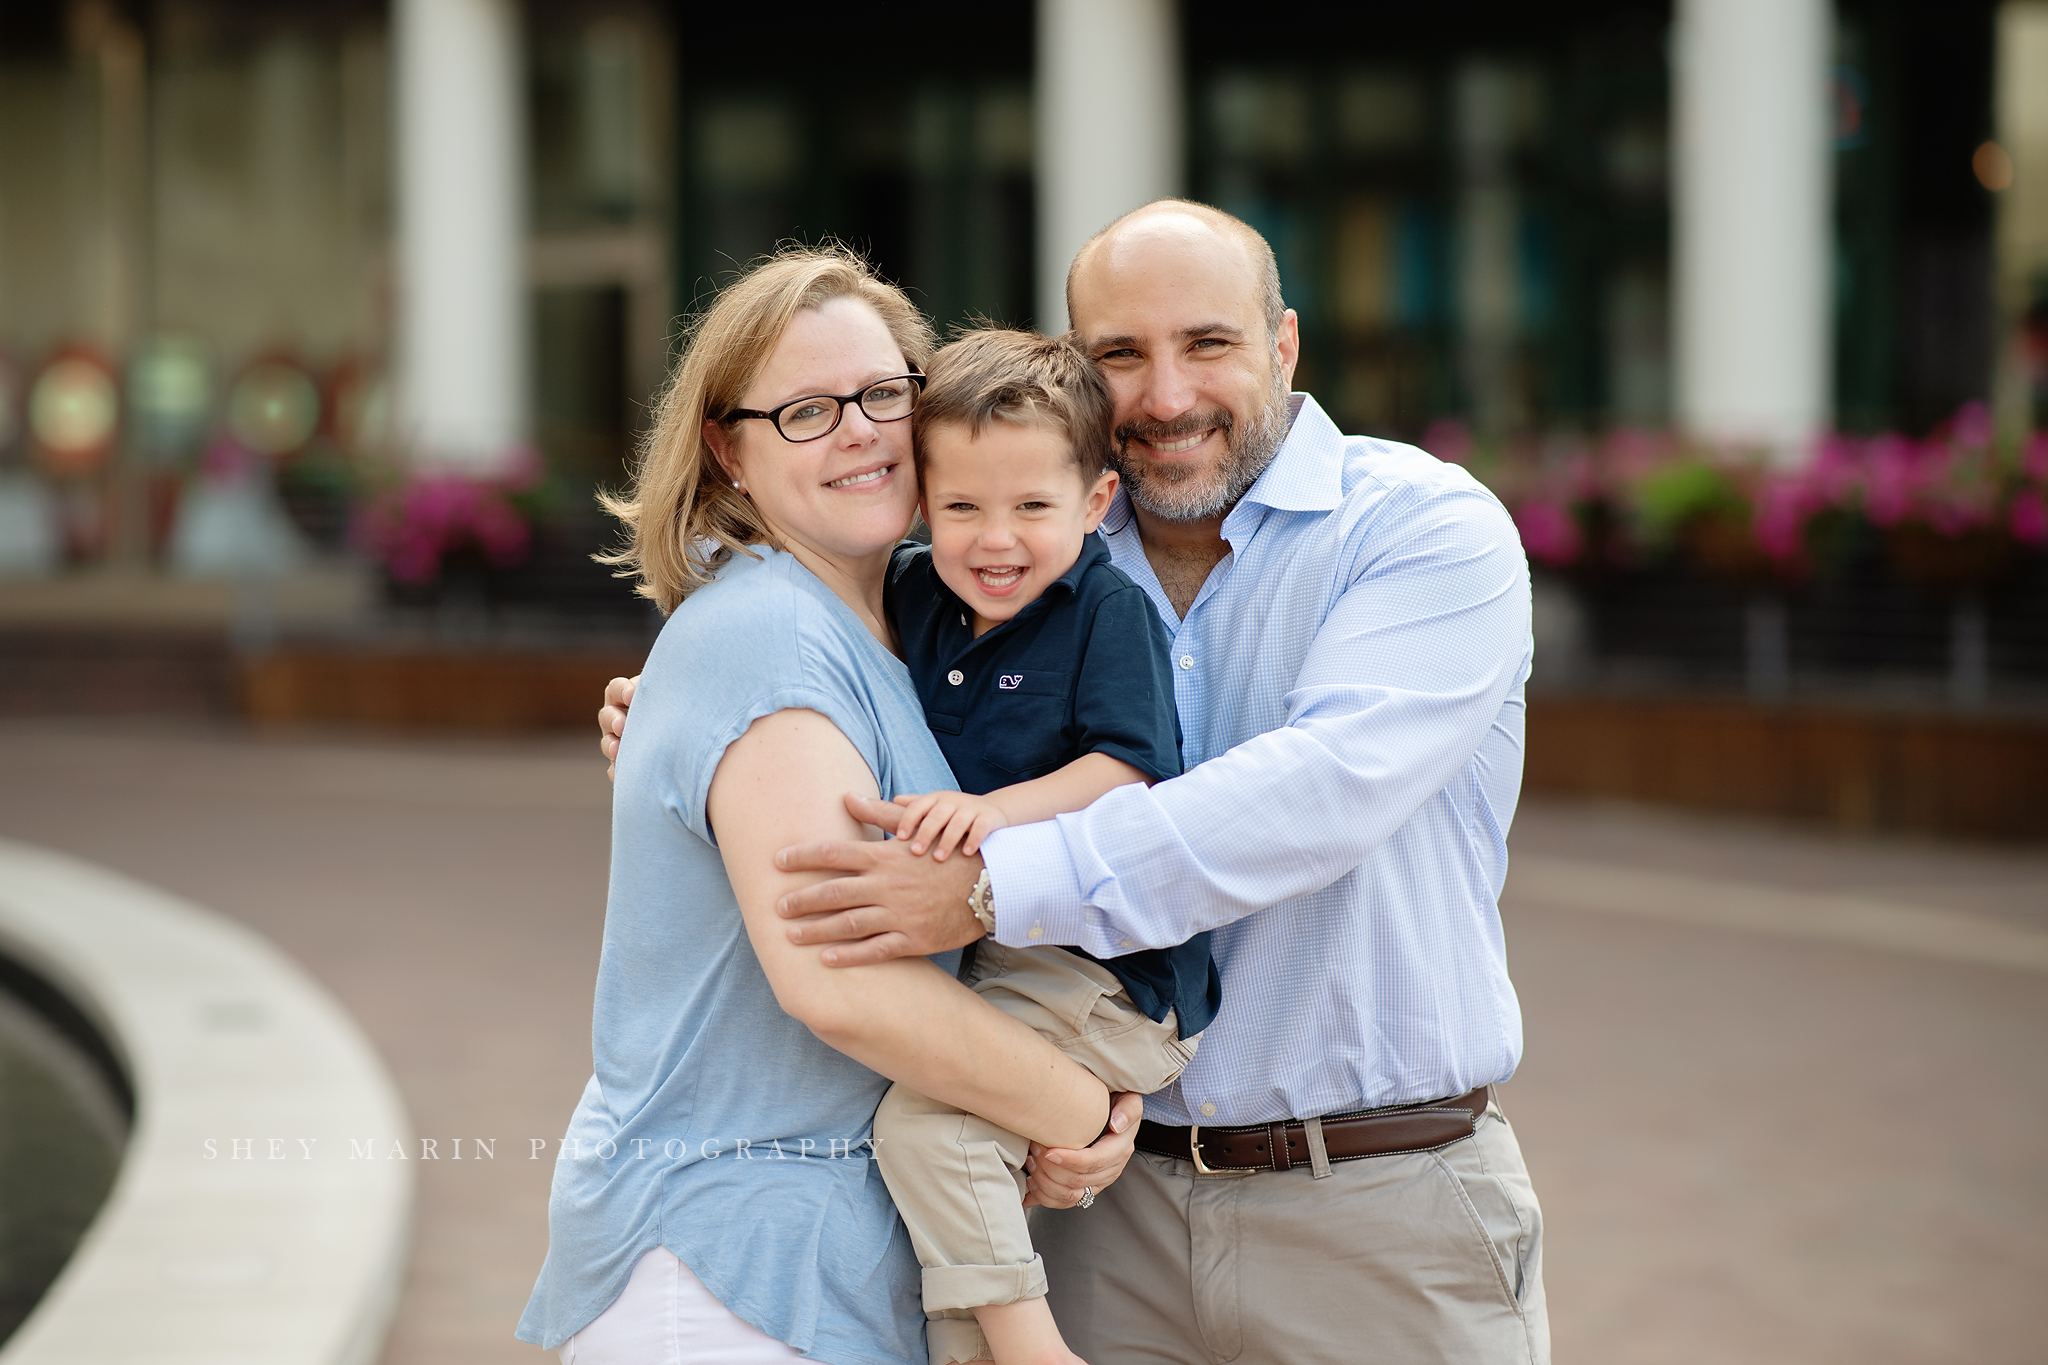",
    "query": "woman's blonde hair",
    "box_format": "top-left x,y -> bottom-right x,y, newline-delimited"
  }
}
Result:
598,244 -> 935,612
